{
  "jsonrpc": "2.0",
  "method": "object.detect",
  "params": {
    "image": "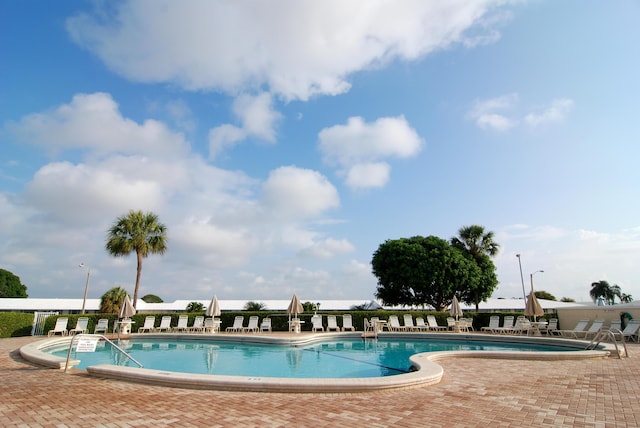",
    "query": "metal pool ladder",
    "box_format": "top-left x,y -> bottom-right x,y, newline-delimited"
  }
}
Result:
586,328 -> 628,359
64,334 -> 143,372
